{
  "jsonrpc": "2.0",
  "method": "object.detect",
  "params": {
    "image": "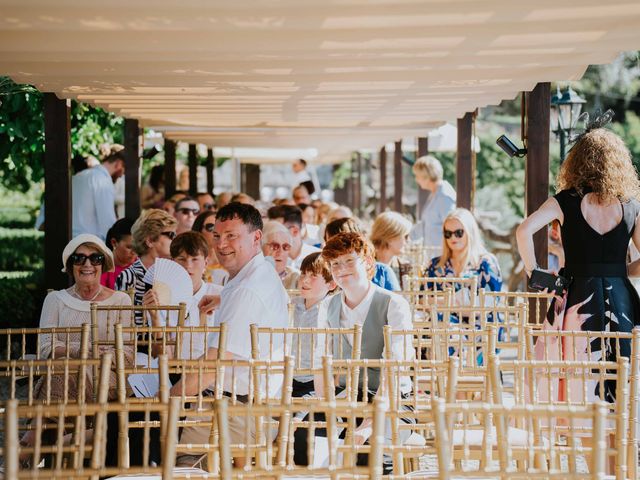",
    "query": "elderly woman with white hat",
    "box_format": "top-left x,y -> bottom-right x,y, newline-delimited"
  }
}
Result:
38,233 -> 133,391
19,234 -> 134,461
